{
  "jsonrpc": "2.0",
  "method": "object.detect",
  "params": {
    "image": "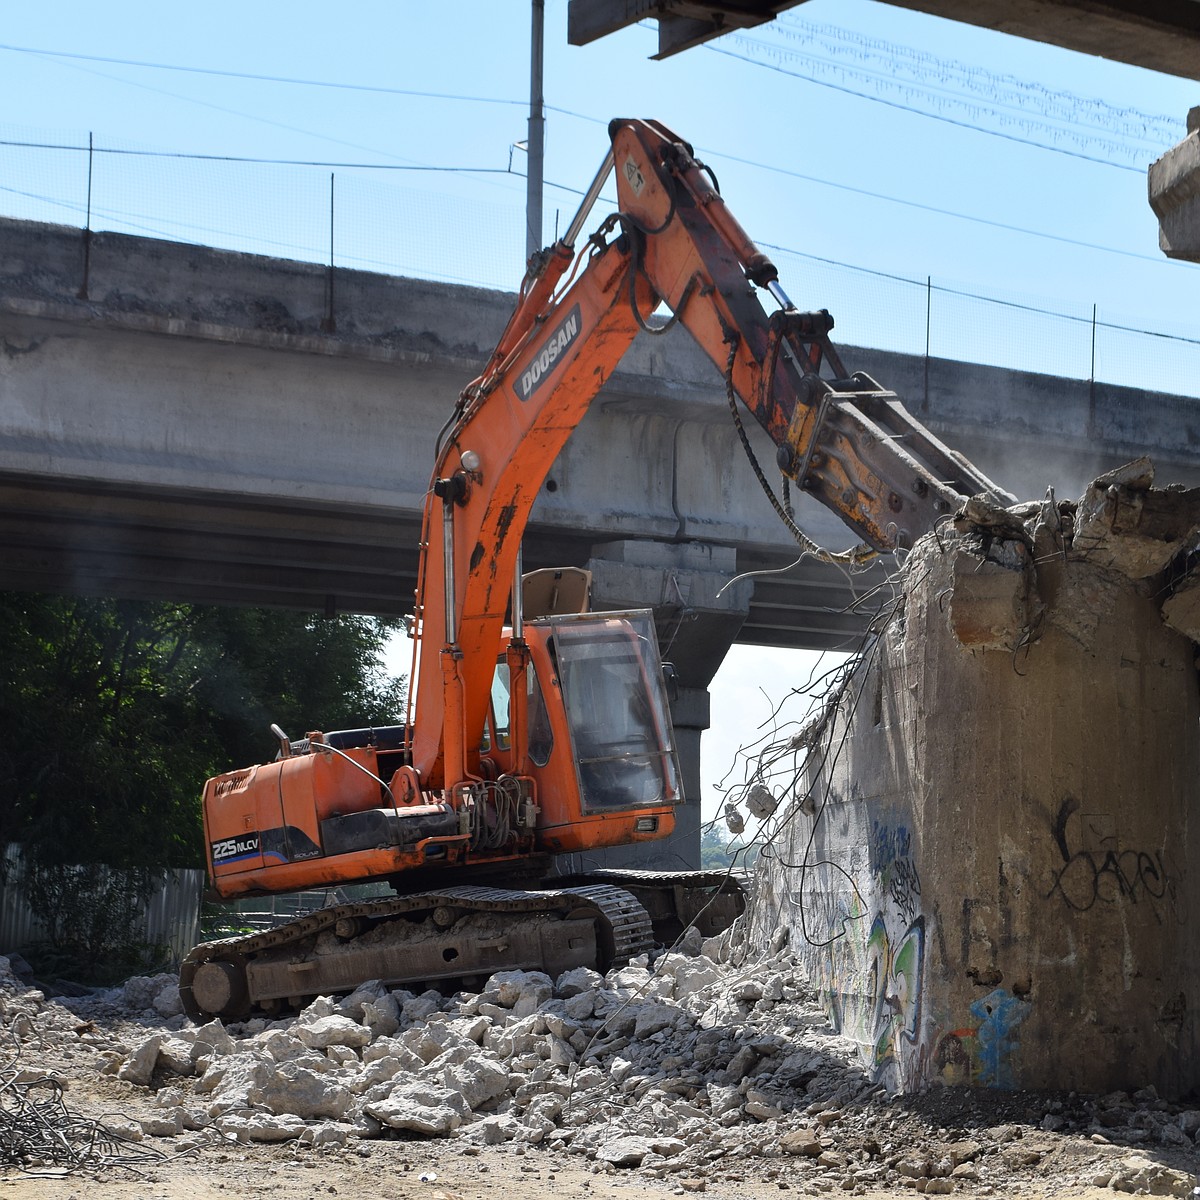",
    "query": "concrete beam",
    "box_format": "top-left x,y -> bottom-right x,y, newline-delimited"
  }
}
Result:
881,0 -> 1200,81
1149,108 -> 1200,263
4,216 -> 1200,654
